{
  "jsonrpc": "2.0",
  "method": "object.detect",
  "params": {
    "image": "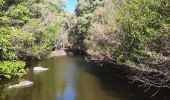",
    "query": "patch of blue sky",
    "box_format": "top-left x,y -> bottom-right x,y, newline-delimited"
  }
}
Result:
65,0 -> 77,13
